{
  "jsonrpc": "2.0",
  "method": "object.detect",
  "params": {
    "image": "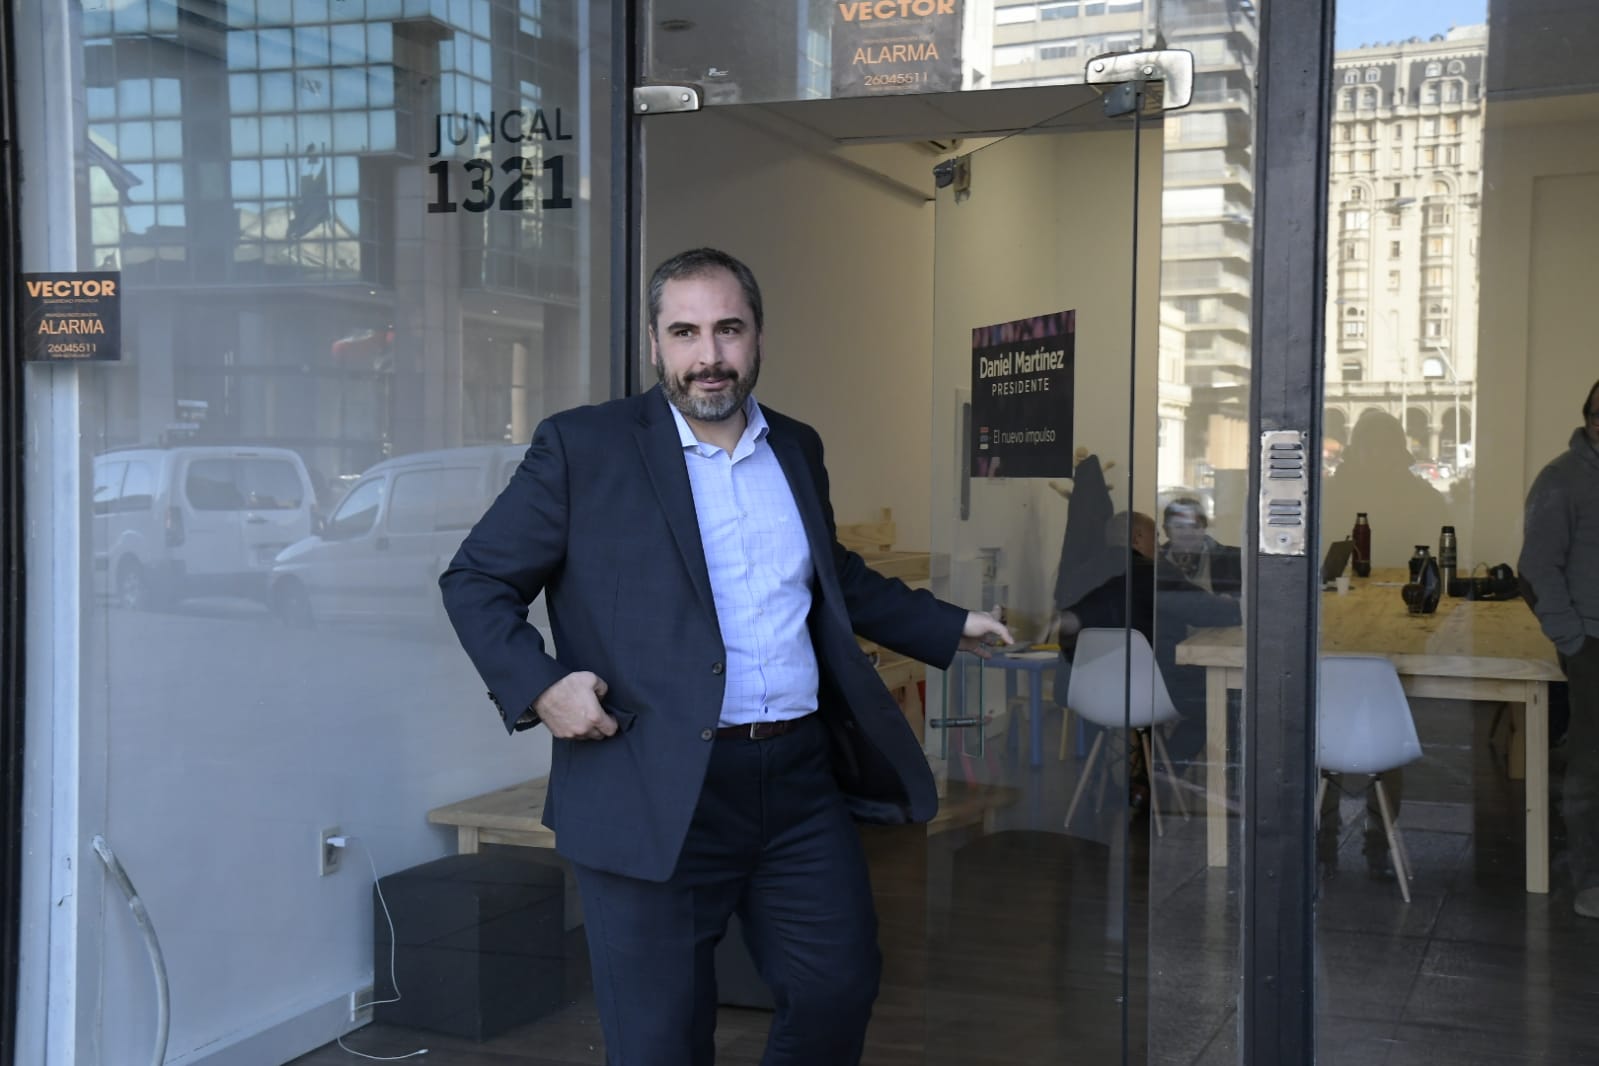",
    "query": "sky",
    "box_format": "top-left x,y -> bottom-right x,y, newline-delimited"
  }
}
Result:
1334,0 -> 1489,51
